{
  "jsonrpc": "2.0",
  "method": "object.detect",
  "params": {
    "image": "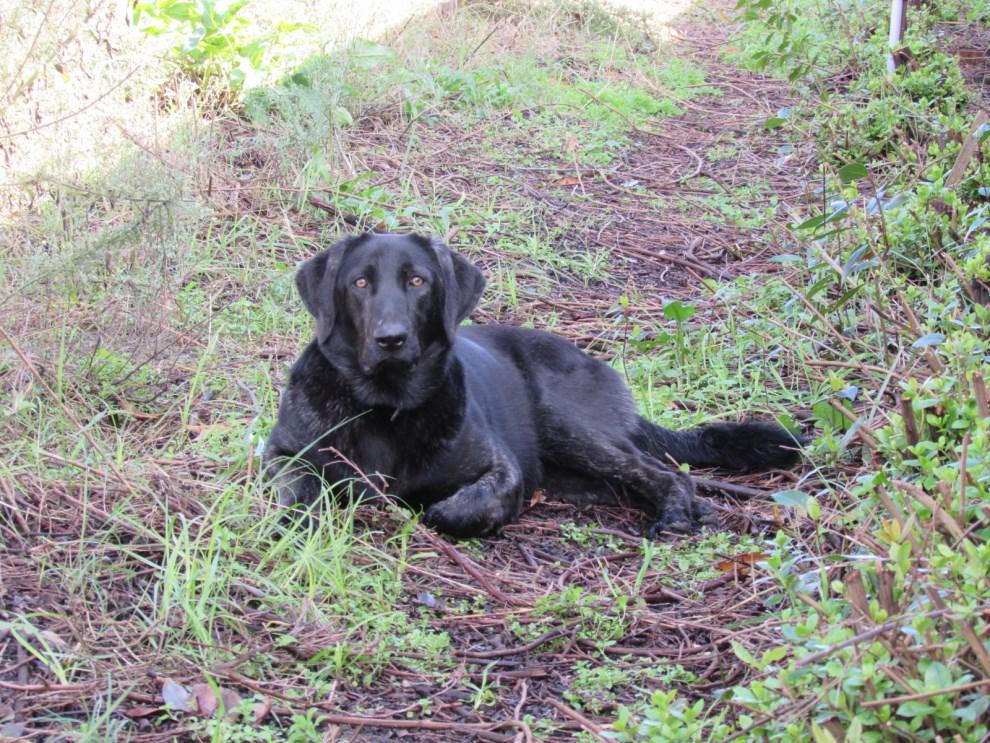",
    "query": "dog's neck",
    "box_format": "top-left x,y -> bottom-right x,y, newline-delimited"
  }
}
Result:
312,338 -> 464,419
376,354 -> 466,421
